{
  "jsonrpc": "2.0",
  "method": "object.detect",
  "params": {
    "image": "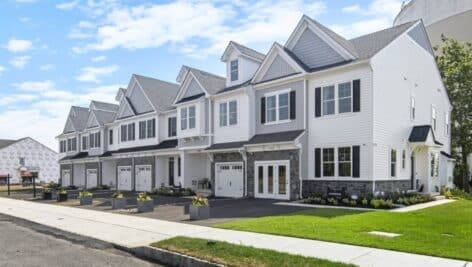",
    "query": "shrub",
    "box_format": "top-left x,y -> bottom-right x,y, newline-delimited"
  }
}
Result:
342,198 -> 350,205
137,192 -> 152,201
361,198 -> 368,206
384,199 -> 394,209
449,188 -> 472,200
112,191 -> 124,199
46,182 -> 60,190
78,191 -> 92,198
43,187 -> 52,193
370,199 -> 381,209
58,189 -> 67,195
313,197 -> 322,204
320,198 -> 327,205
192,196 -> 209,206
350,200 -> 357,206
